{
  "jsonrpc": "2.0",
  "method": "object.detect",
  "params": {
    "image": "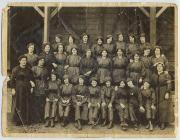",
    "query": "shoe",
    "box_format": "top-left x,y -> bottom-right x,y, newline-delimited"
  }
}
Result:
160,123 -> 165,130
88,121 -> 93,125
61,122 -> 65,127
149,123 -> 153,131
45,119 -> 50,127
101,120 -> 107,127
121,126 -> 127,131
77,120 -> 82,130
74,122 -> 78,129
107,121 -> 113,129
50,119 -> 55,127
134,123 -> 139,131
146,123 -> 150,129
